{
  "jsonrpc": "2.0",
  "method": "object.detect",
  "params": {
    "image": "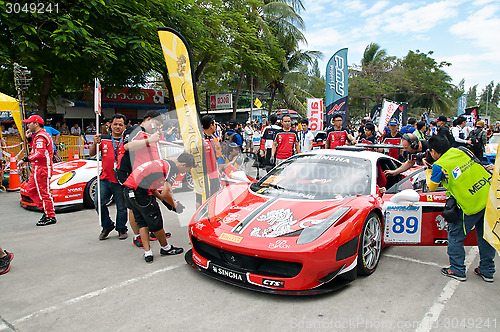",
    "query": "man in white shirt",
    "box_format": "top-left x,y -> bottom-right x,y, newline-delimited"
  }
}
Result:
451,116 -> 471,148
243,121 -> 254,153
299,118 -> 314,153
